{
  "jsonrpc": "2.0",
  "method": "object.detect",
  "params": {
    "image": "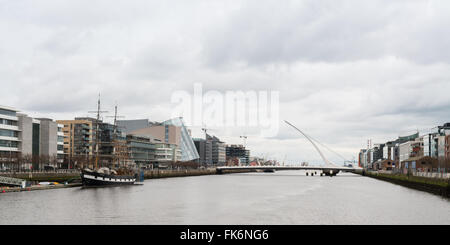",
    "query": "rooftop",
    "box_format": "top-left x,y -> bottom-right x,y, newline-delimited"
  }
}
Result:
0,105 -> 19,112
